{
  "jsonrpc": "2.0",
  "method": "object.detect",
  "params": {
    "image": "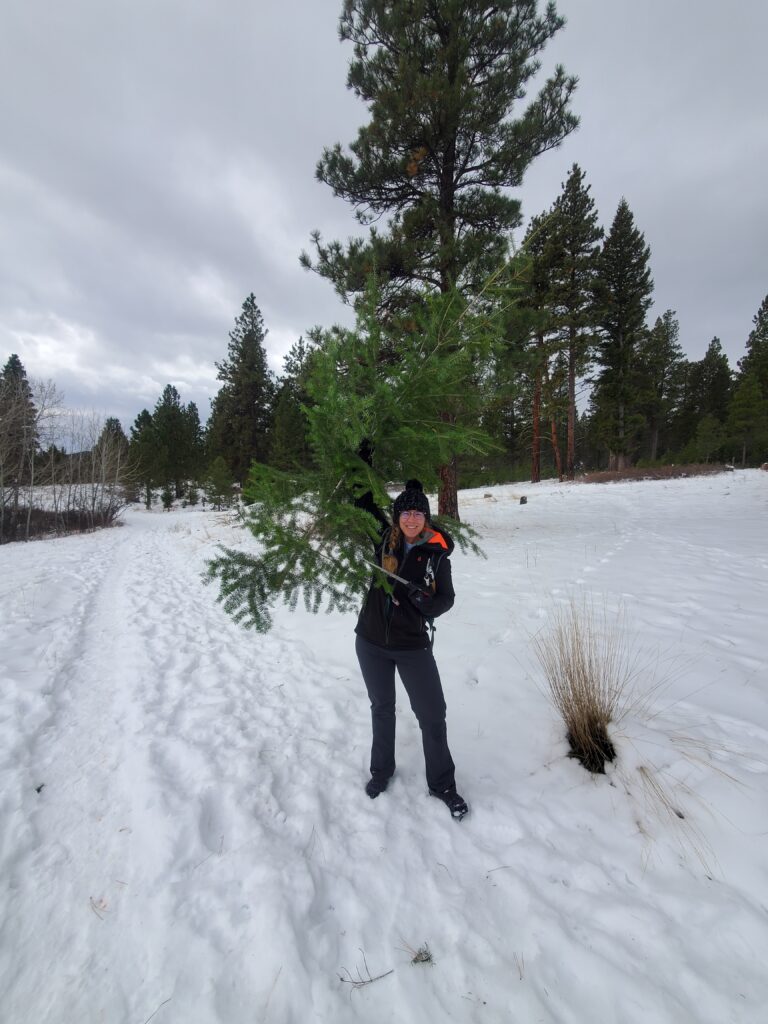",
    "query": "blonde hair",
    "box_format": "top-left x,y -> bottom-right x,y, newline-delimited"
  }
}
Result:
382,525 -> 401,573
